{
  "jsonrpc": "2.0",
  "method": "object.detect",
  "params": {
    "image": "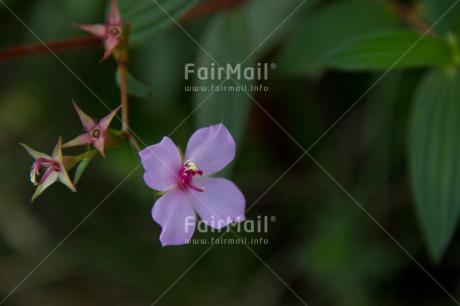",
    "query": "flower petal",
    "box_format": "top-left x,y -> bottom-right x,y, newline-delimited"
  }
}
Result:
108,0 -> 122,25
189,177 -> 245,229
101,37 -> 119,61
93,137 -> 105,157
152,189 -> 196,246
62,134 -> 92,148
98,105 -> 121,131
73,100 -> 97,132
139,137 -> 181,192
184,124 -> 235,177
20,143 -> 52,160
31,171 -> 59,202
74,24 -> 107,38
52,137 -> 64,164
58,169 -> 77,192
